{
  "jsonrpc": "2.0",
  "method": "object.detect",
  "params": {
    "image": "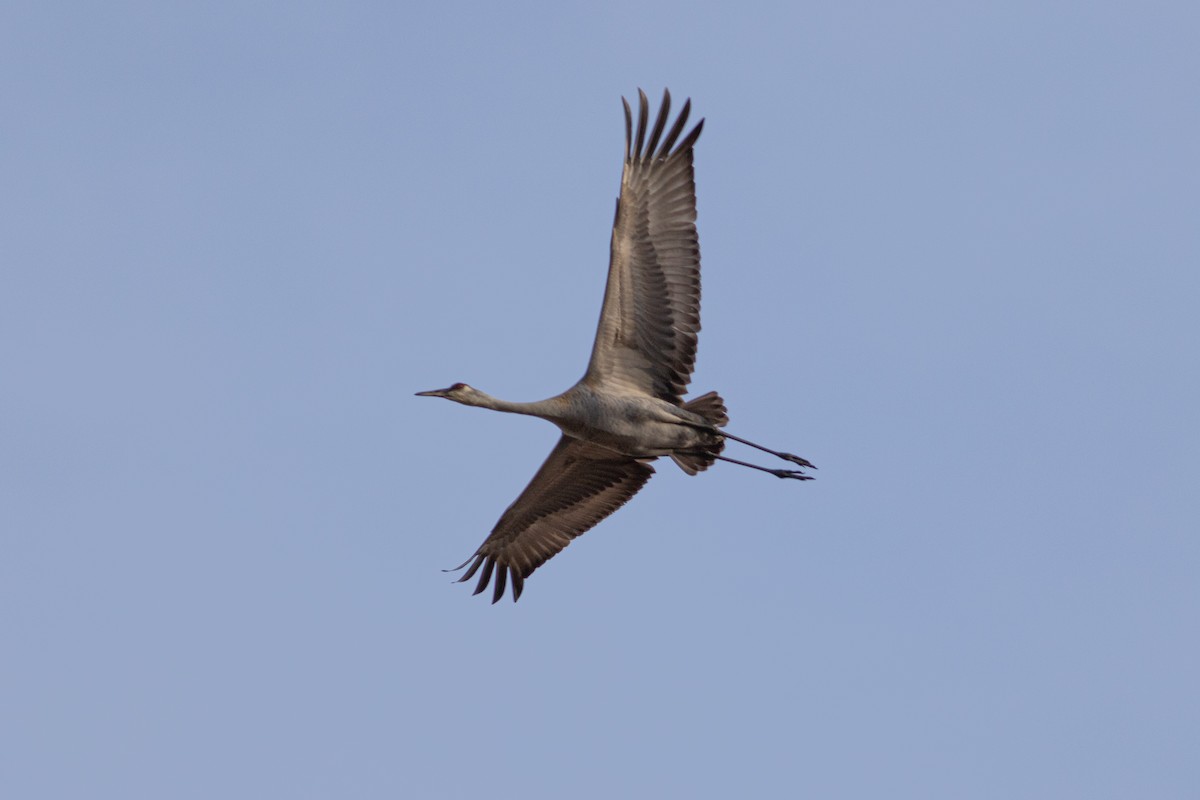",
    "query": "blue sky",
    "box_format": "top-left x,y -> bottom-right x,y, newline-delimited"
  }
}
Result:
3,1 -> 1198,797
